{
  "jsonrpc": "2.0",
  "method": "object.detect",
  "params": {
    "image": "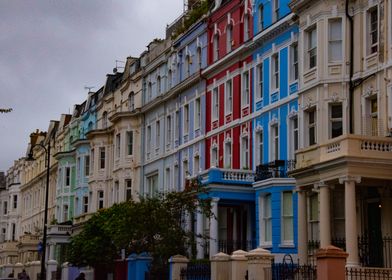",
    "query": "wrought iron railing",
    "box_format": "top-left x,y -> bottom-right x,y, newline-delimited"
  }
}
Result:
346,267 -> 392,279
218,239 -> 256,255
254,160 -> 296,182
308,236 -> 392,268
272,261 -> 317,280
180,261 -> 211,280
